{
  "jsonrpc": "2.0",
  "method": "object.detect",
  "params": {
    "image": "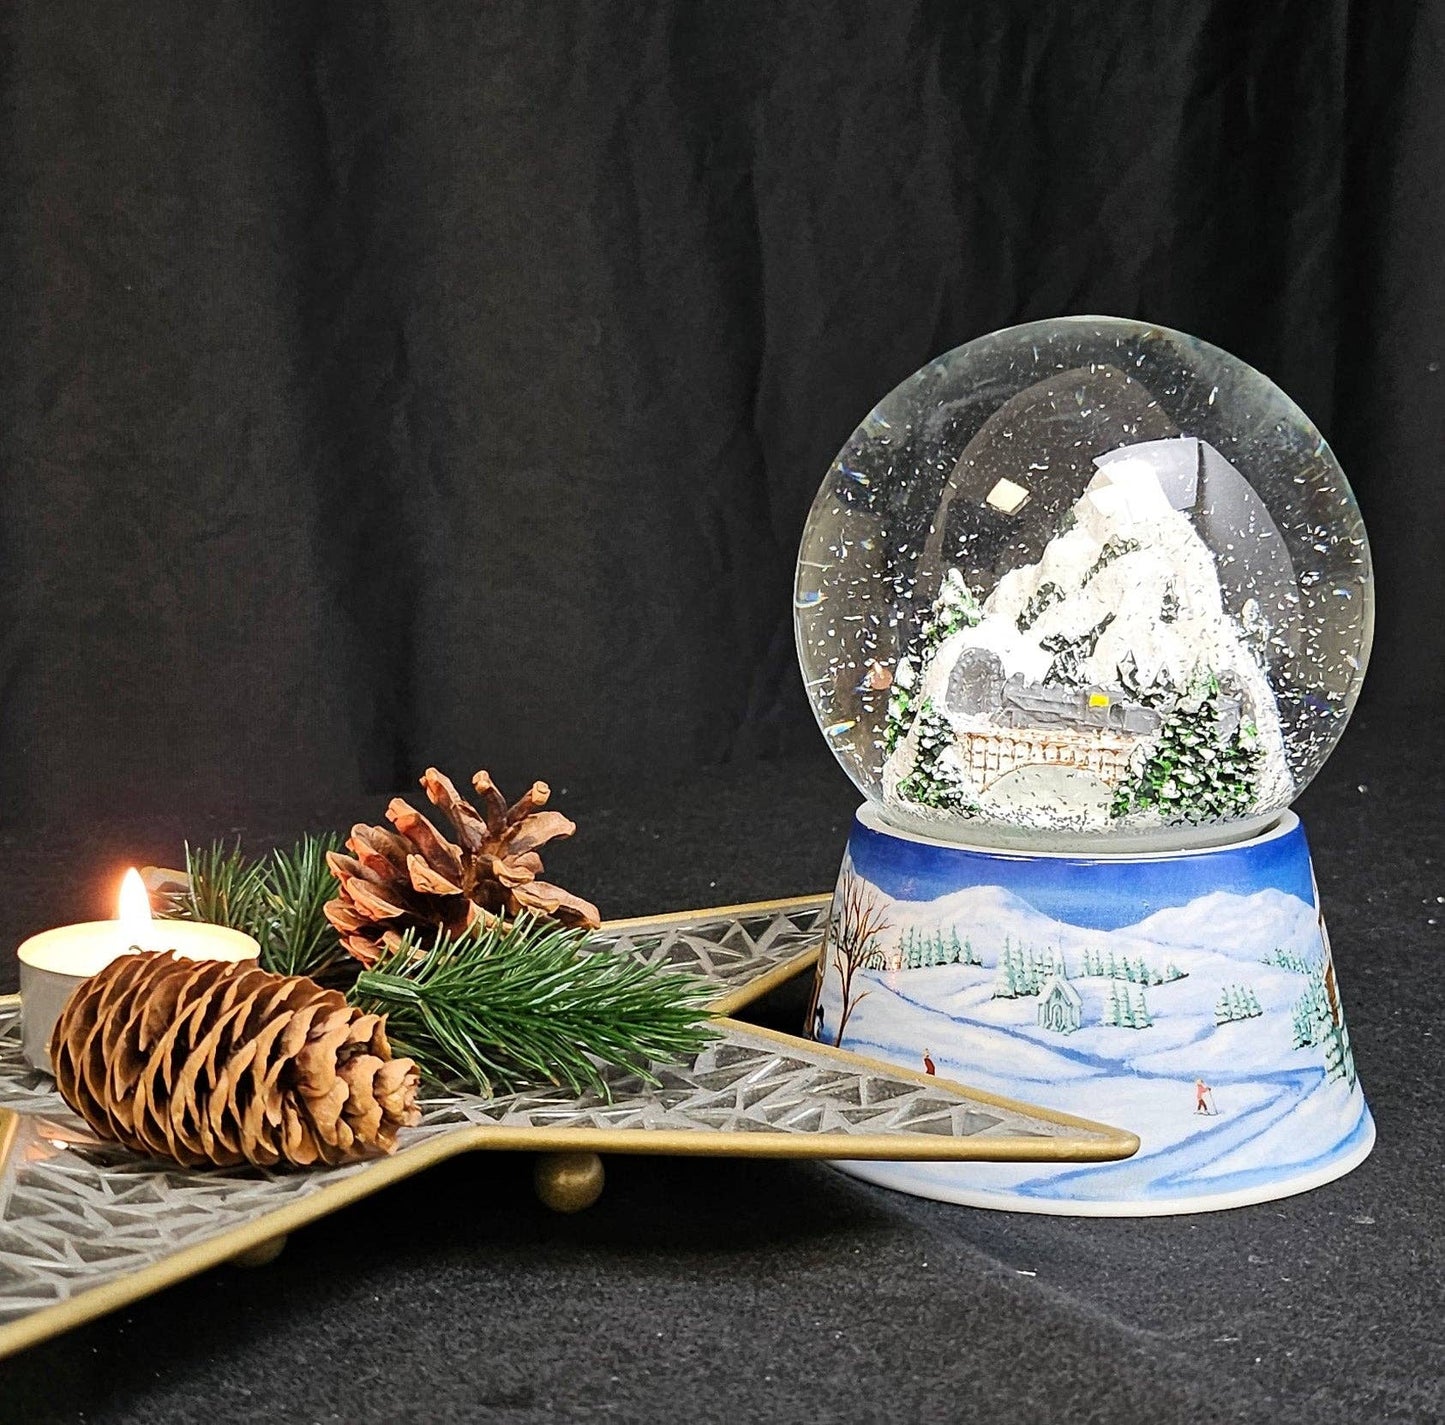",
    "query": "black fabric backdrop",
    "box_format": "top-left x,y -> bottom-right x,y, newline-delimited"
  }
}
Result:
0,1 -> 1441,821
